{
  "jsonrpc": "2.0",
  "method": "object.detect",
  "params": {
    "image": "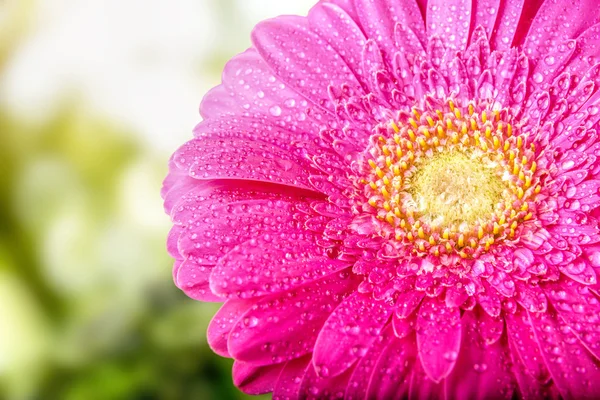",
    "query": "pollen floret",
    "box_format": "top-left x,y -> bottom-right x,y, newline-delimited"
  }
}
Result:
360,99 -> 539,258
